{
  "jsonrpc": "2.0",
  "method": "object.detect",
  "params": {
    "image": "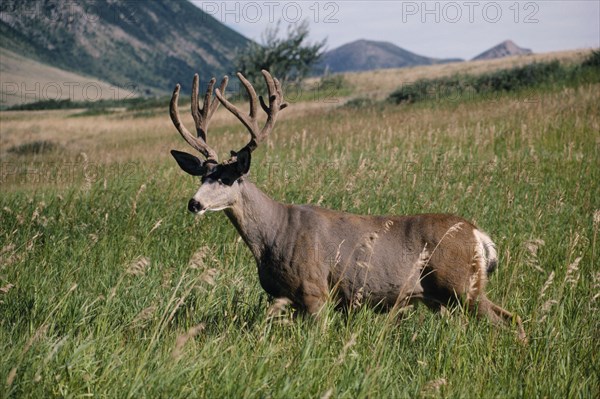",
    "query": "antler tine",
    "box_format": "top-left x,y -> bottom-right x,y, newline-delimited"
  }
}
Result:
258,70 -> 288,142
237,73 -> 259,119
215,69 -> 288,154
190,74 -> 206,140
215,77 -> 260,145
170,82 -> 218,162
191,74 -> 228,143
208,76 -> 229,118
